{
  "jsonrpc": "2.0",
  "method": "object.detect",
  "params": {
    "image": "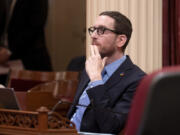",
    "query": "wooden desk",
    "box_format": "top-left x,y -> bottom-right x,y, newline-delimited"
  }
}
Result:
0,107 -> 77,135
